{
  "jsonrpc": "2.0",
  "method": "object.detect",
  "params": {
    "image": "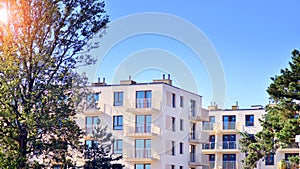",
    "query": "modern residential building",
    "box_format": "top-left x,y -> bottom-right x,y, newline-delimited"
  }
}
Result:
203,104 -> 299,169
75,75 -> 209,169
